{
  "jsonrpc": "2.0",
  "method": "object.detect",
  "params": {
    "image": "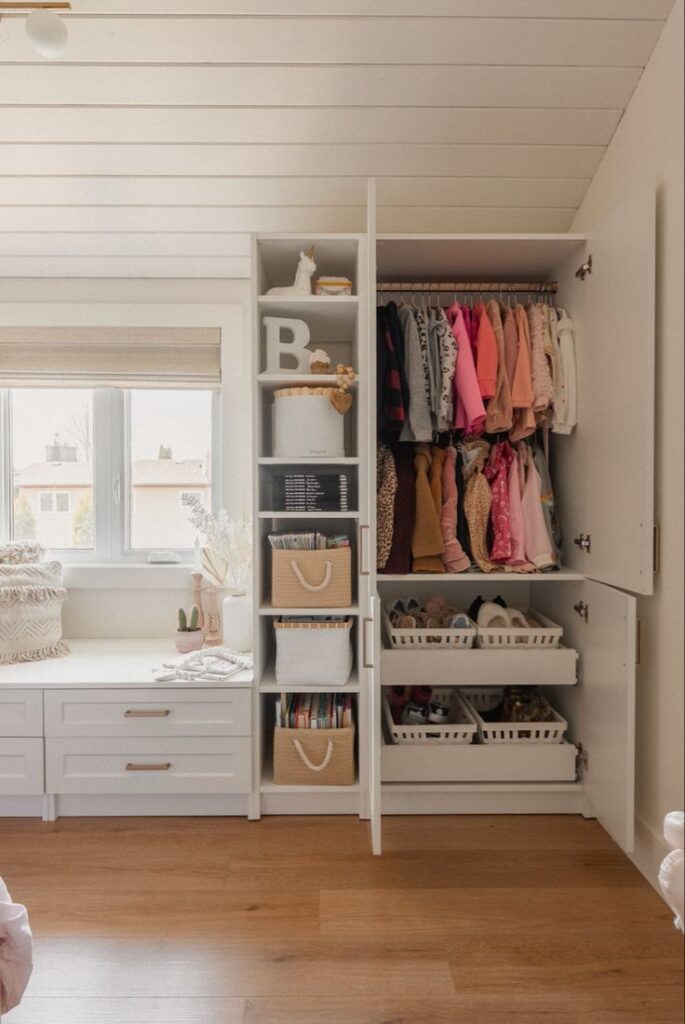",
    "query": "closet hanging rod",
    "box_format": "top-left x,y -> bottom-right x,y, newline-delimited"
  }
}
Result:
376,281 -> 558,294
